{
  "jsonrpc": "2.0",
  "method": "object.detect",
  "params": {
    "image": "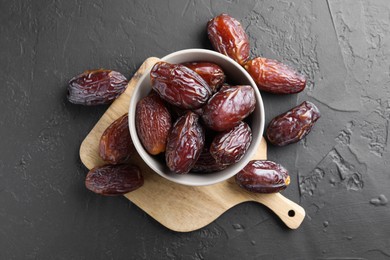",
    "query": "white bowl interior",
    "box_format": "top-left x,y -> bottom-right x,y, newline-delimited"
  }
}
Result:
129,49 -> 265,186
